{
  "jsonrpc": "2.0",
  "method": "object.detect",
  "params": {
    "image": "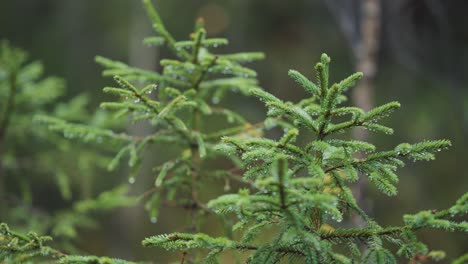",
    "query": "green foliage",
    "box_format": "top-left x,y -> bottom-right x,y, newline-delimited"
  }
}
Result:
0,223 -> 64,263
141,54 -> 466,263
36,0 -> 264,227
58,255 -> 138,264
0,39 -> 120,206
0,41 -> 137,262
0,223 -> 137,264
1,1 -> 466,263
